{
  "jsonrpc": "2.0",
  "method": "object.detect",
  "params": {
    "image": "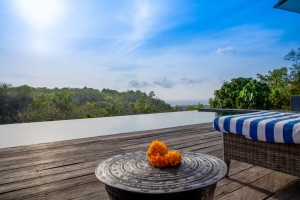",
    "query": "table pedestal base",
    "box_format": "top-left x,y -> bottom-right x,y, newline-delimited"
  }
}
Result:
105,183 -> 216,200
